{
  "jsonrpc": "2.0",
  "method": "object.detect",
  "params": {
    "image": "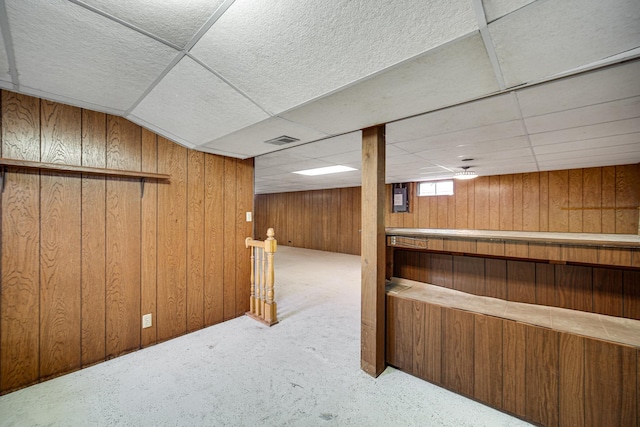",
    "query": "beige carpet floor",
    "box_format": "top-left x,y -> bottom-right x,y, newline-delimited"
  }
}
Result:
0,246 -> 530,426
